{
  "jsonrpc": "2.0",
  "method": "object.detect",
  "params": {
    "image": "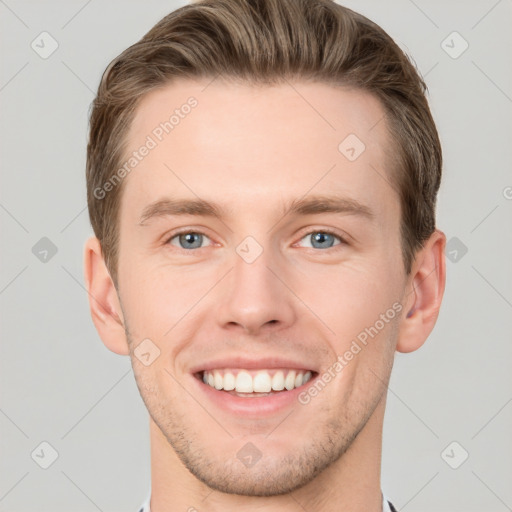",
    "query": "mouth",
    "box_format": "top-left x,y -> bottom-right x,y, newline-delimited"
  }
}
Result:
195,368 -> 317,397
192,367 -> 320,419
189,357 -> 321,416
195,368 -> 317,398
